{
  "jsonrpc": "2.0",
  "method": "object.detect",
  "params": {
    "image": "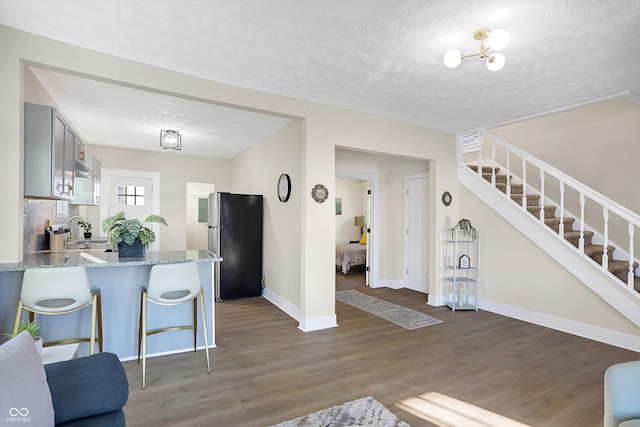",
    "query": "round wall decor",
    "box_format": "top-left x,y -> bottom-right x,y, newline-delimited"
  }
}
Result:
441,191 -> 452,206
311,184 -> 328,204
277,173 -> 291,202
